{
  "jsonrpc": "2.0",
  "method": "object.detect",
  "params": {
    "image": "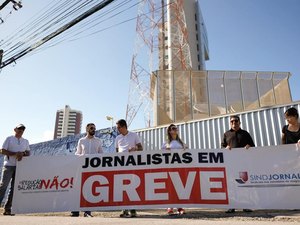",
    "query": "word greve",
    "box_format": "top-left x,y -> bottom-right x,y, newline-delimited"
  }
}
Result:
80,167 -> 228,208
